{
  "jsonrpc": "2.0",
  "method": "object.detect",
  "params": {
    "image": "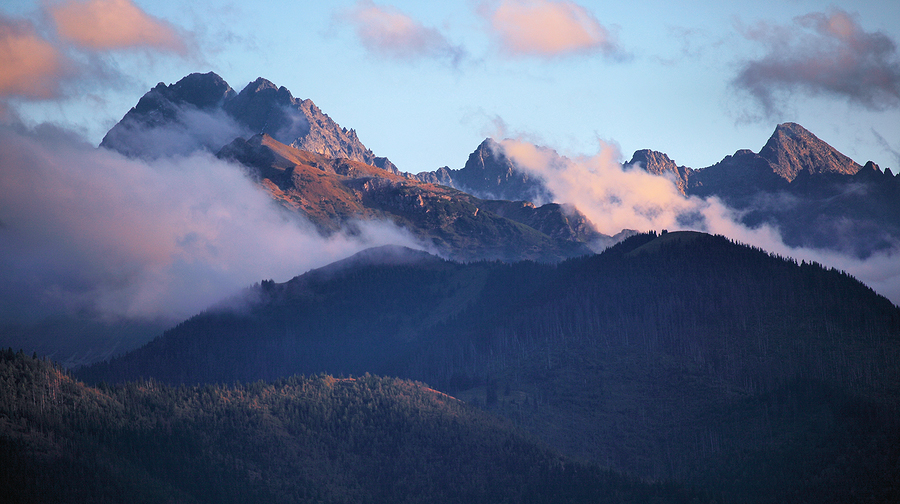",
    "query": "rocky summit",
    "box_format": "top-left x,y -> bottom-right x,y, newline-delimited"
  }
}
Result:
411,138 -> 552,204
102,72 -> 397,173
759,122 -> 861,181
